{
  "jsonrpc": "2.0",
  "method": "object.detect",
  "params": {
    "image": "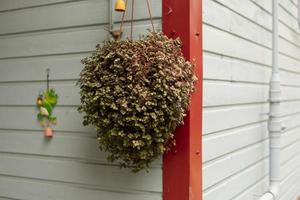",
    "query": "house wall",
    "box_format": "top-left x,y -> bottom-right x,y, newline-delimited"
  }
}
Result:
0,0 -> 162,200
203,0 -> 300,199
2,0 -> 300,200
